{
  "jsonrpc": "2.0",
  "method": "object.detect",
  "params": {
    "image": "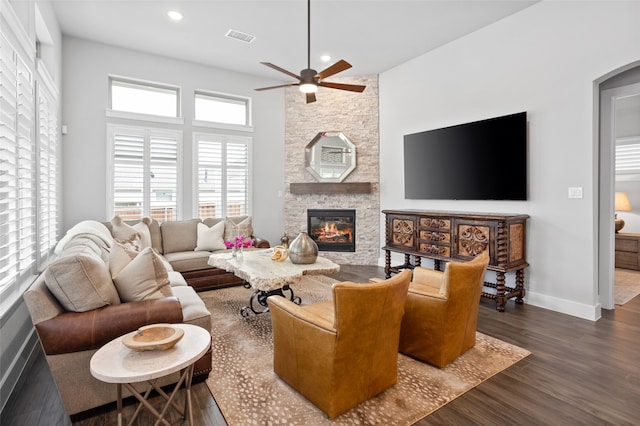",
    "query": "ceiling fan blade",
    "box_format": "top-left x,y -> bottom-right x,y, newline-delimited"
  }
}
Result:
319,81 -> 366,93
260,62 -> 301,81
255,83 -> 299,91
316,60 -> 352,80
306,92 -> 317,104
